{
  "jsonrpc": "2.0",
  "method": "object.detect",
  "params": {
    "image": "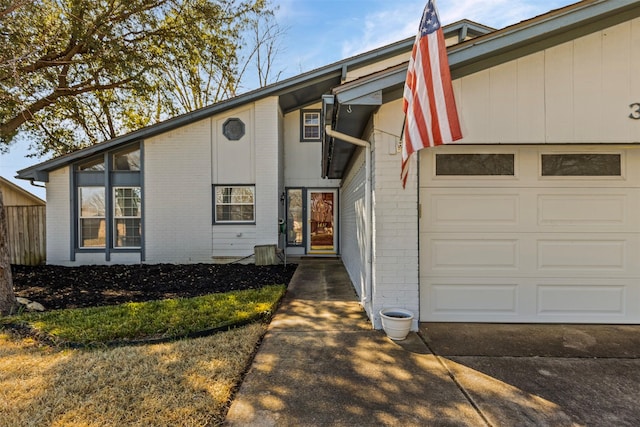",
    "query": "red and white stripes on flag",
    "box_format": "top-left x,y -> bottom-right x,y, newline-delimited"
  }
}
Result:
401,0 -> 462,188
